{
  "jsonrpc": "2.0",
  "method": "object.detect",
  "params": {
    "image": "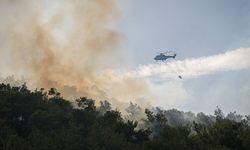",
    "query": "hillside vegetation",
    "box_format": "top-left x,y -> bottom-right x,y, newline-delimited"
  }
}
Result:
0,83 -> 250,150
